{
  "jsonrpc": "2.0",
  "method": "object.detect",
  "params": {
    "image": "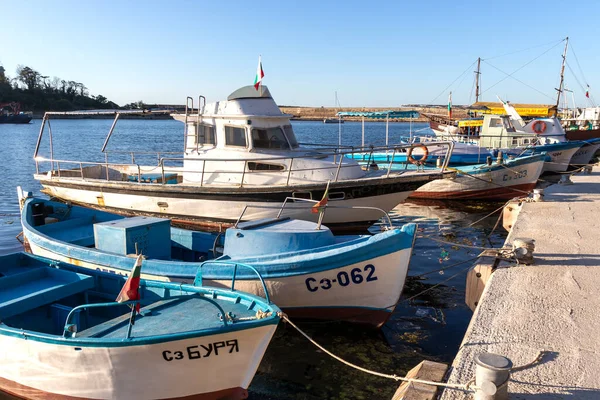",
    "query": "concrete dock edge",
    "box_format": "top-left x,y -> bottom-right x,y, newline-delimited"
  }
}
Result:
440,166 -> 600,399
